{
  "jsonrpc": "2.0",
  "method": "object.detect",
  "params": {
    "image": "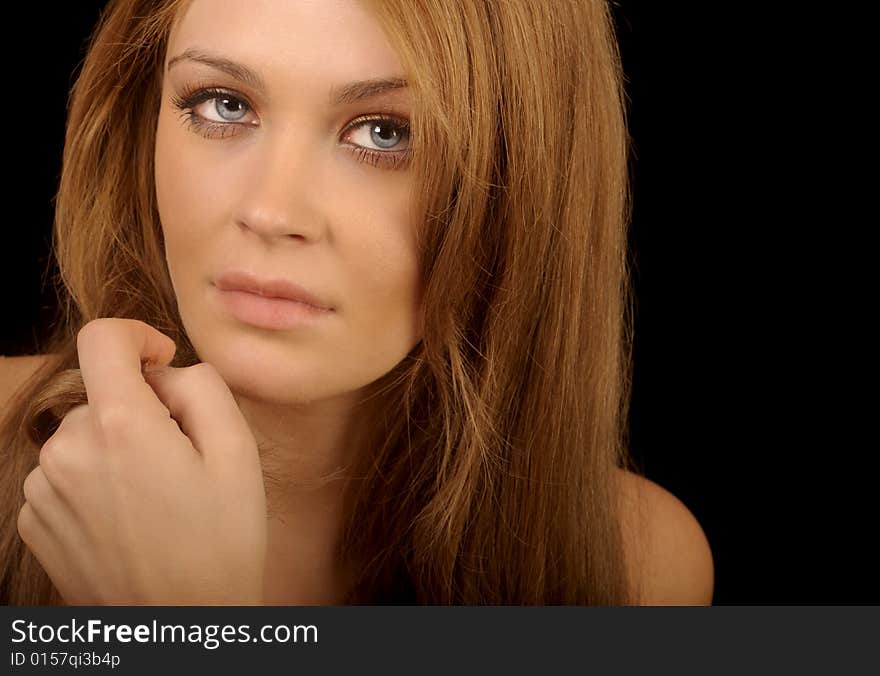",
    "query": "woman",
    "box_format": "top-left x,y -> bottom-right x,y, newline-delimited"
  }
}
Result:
0,0 -> 713,605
